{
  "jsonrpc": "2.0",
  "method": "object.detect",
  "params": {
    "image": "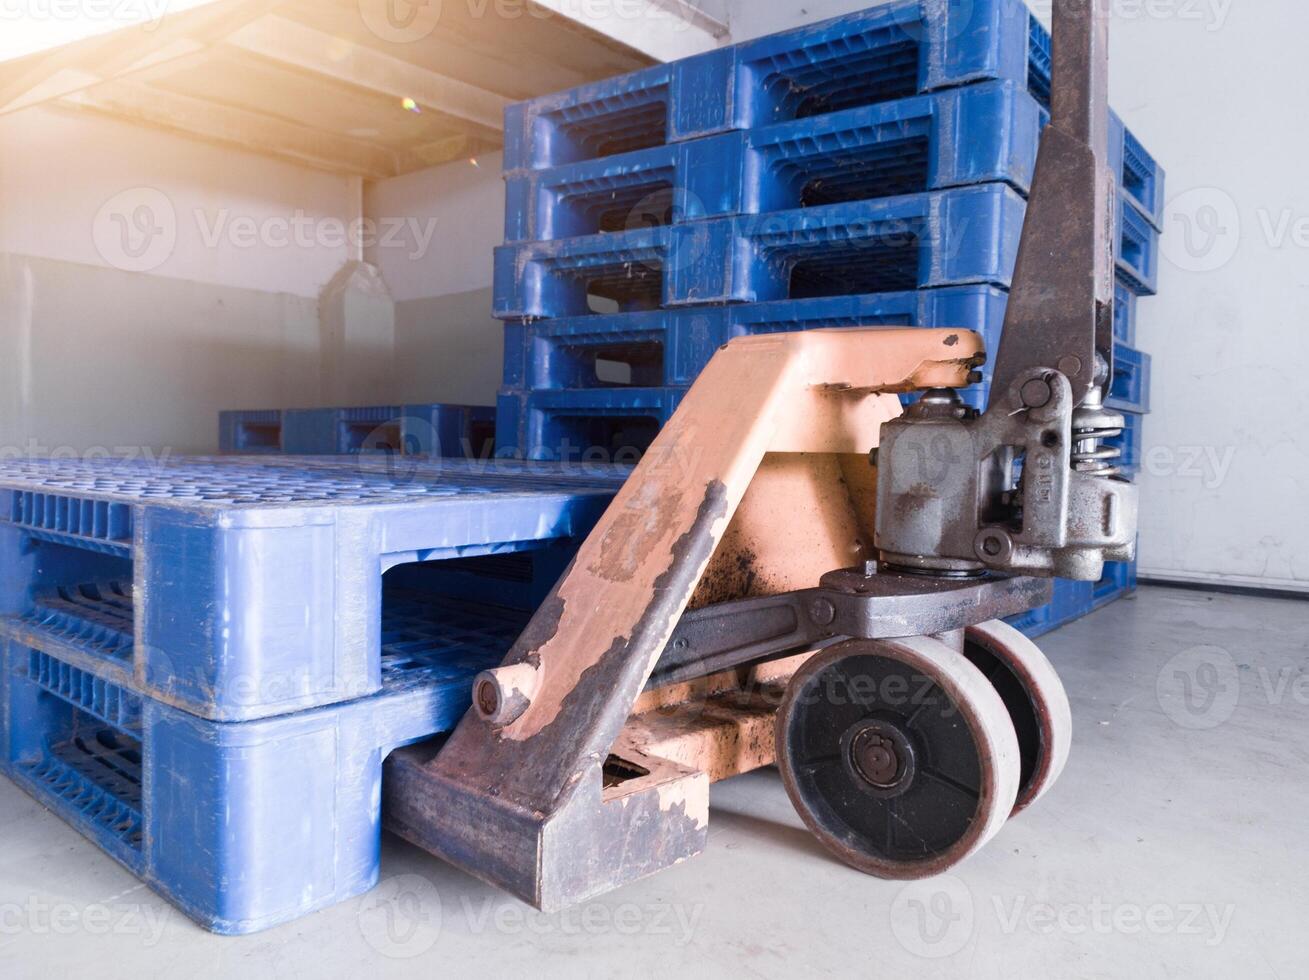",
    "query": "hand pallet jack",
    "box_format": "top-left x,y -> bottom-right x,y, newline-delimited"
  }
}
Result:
384,0 -> 1136,909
